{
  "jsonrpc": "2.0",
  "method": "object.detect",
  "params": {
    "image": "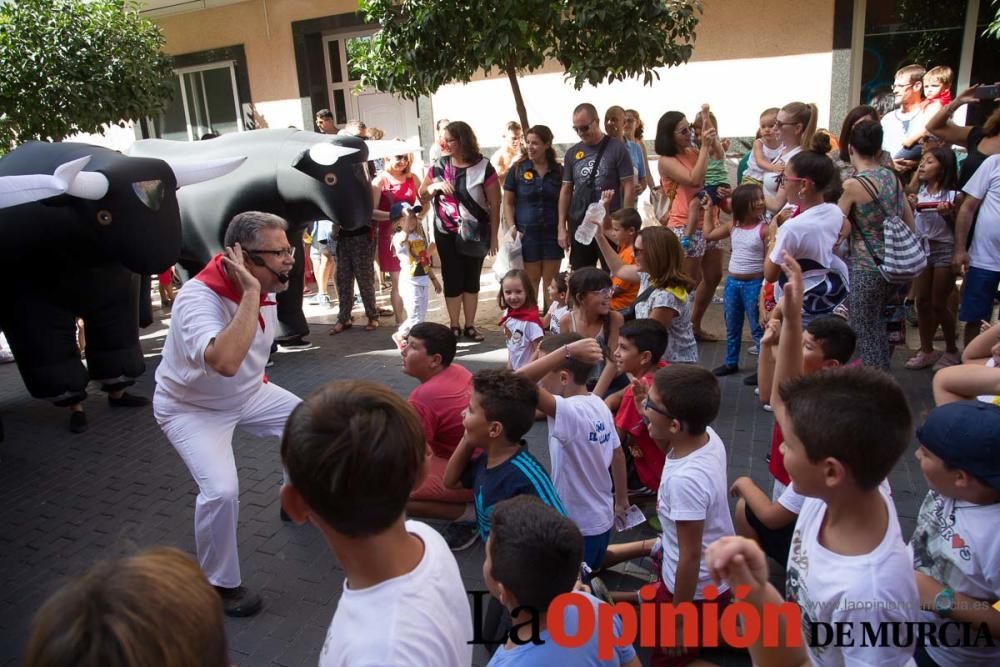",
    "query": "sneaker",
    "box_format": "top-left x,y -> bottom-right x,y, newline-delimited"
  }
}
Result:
307,293 -> 331,306
754,386 -> 760,396
69,411 -> 88,434
441,522 -> 479,552
627,484 -> 655,497
932,351 -> 961,371
743,372 -> 758,386
712,363 -> 739,376
278,340 -> 312,350
762,403 -> 774,413
214,585 -> 263,617
589,577 -> 614,605
748,345 -> 760,356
